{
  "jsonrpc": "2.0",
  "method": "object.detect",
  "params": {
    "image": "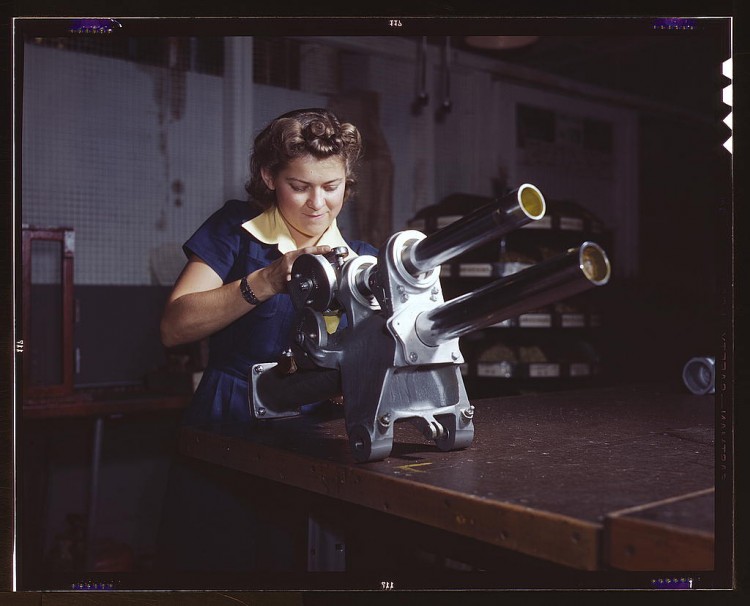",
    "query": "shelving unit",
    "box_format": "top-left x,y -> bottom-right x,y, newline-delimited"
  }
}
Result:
408,192 -> 613,398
